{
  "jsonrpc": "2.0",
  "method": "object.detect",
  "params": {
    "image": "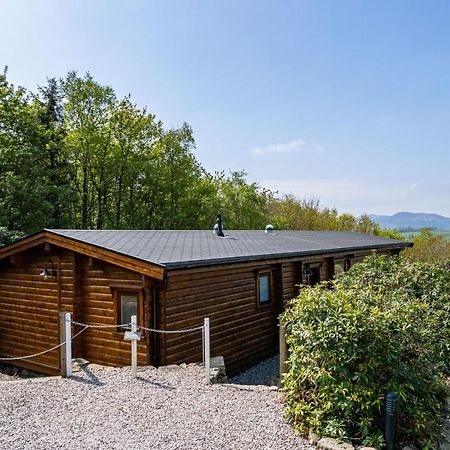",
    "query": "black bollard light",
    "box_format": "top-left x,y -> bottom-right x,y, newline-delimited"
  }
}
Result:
384,391 -> 398,450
